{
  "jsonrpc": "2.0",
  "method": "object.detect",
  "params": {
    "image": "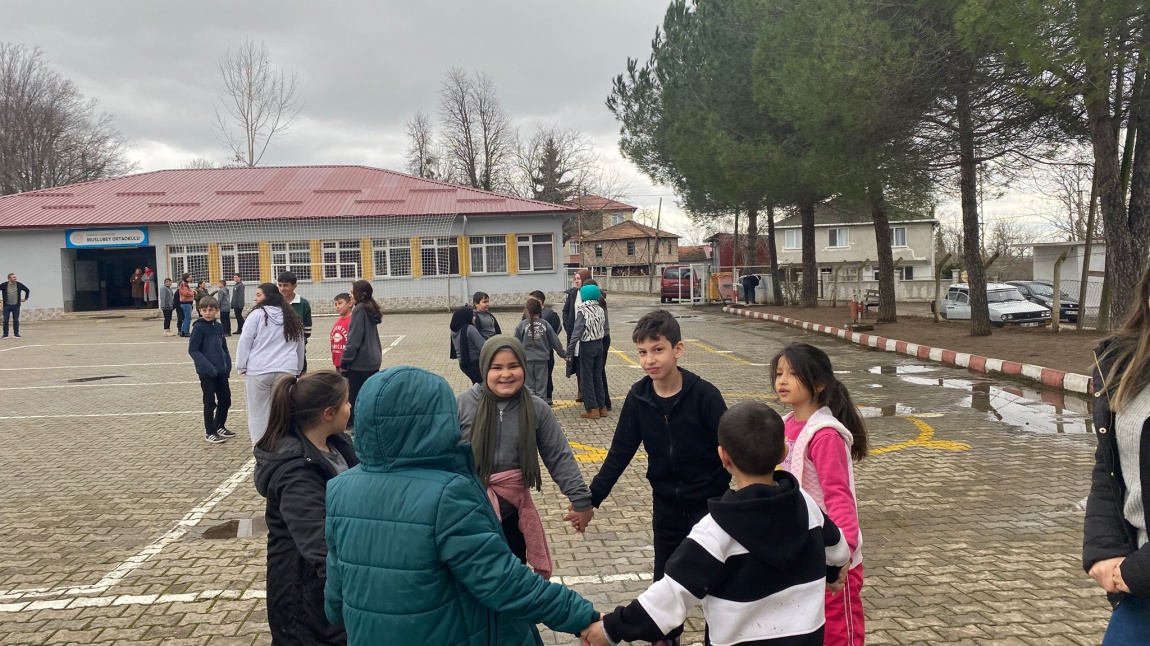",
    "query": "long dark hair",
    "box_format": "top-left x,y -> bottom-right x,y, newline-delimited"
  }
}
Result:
254,282 -> 303,342
523,297 -> 543,347
257,372 -> 348,452
351,279 -> 383,323
1104,261 -> 1150,410
770,342 -> 868,461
